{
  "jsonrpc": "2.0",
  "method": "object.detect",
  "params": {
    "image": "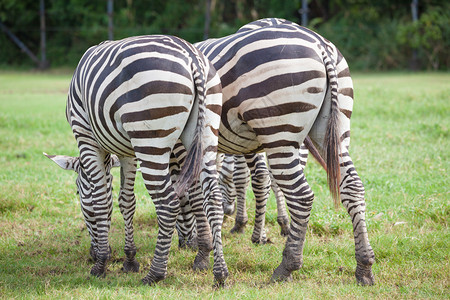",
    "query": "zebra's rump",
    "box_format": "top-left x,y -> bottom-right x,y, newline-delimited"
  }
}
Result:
69,35 -> 198,157
196,25 -> 329,154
